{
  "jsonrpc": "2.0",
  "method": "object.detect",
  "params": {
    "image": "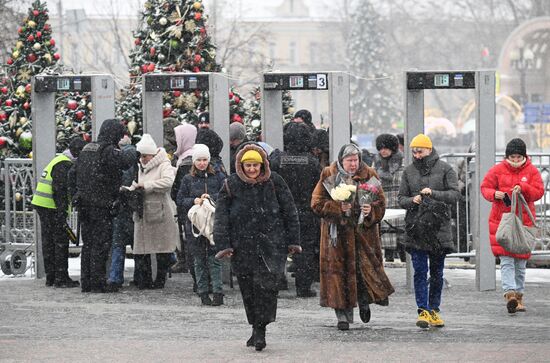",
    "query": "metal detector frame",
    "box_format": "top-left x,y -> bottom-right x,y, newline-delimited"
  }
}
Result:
142,73 -> 230,168
404,70 -> 496,292
31,74 -> 115,278
261,72 -> 350,161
